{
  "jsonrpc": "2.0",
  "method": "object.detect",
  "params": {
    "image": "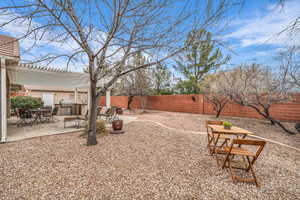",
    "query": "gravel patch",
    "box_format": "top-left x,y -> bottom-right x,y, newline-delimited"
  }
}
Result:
132,110 -> 300,148
0,119 -> 299,199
